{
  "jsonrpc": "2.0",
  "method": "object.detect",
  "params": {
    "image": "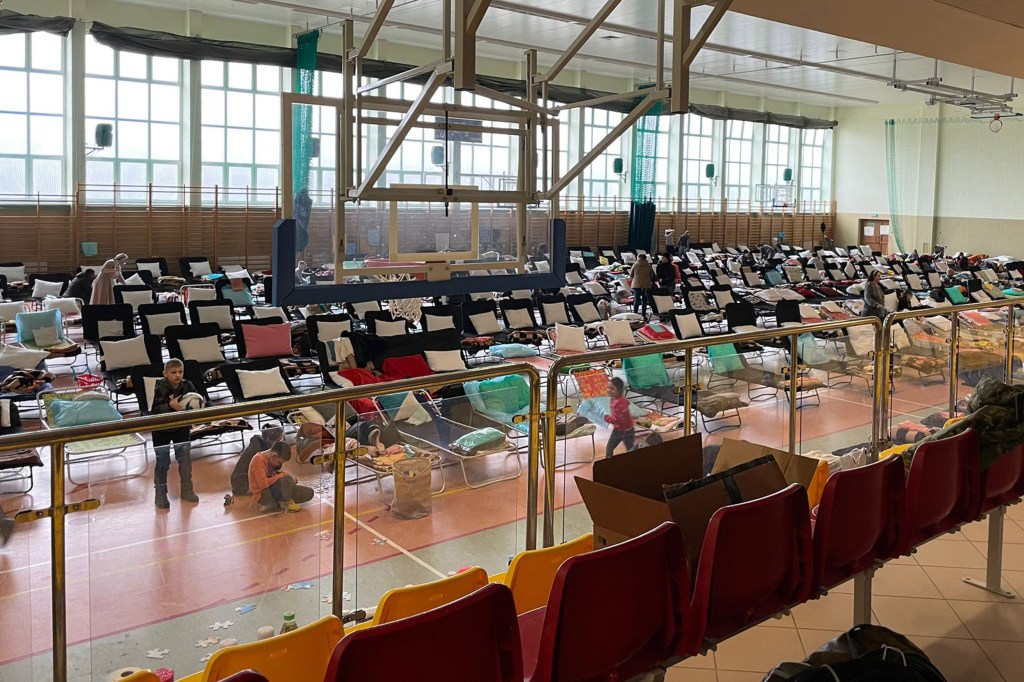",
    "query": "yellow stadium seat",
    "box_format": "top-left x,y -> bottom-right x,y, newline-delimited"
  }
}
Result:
199,615 -> 342,682
370,566 -> 489,626
502,533 -> 594,614
944,417 -> 967,428
117,673 -> 161,682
